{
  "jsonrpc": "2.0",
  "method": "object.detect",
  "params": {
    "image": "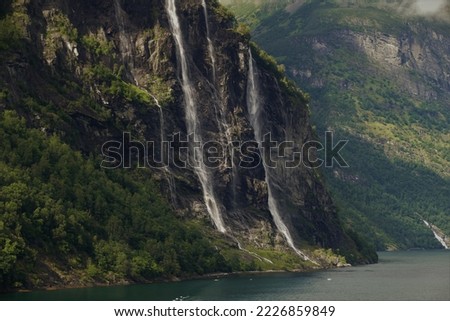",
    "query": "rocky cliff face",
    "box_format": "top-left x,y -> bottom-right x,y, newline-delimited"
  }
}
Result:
0,0 -> 375,285
309,26 -> 450,105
